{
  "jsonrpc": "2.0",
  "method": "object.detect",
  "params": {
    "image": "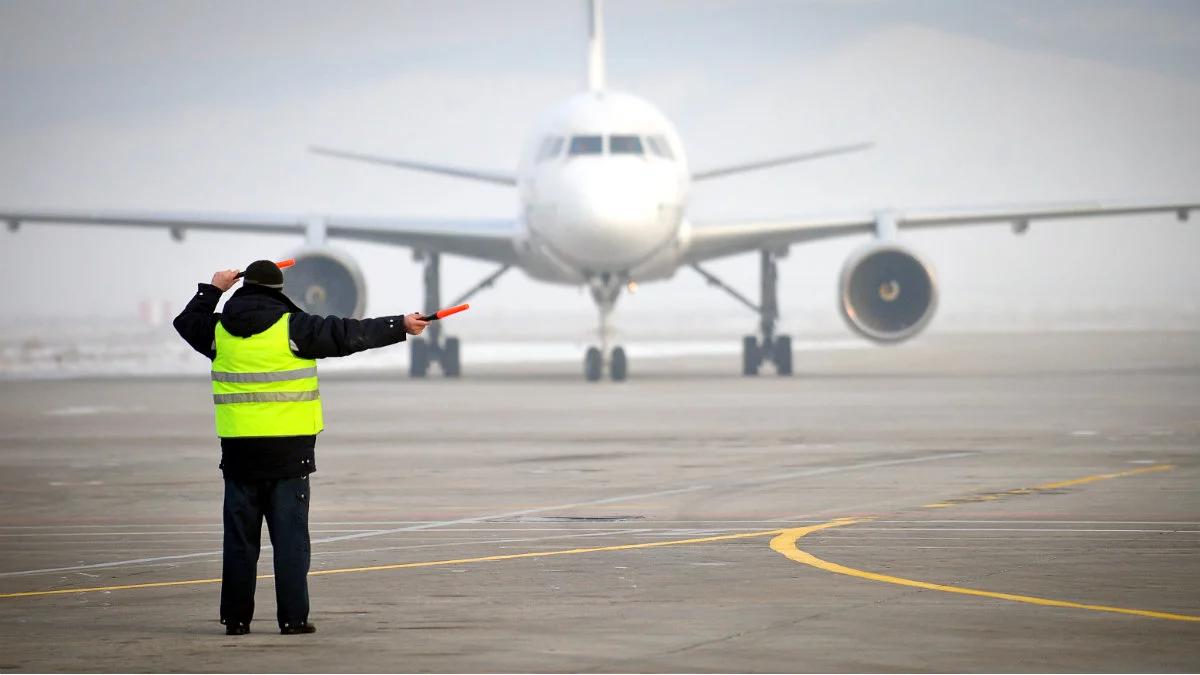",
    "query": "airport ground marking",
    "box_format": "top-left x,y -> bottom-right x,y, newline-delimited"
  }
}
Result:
0,527 -> 791,599
1,461 -> 1185,604
922,463 -> 1176,508
0,576 -> 225,599
0,451 -> 973,579
769,519 -> 1200,623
